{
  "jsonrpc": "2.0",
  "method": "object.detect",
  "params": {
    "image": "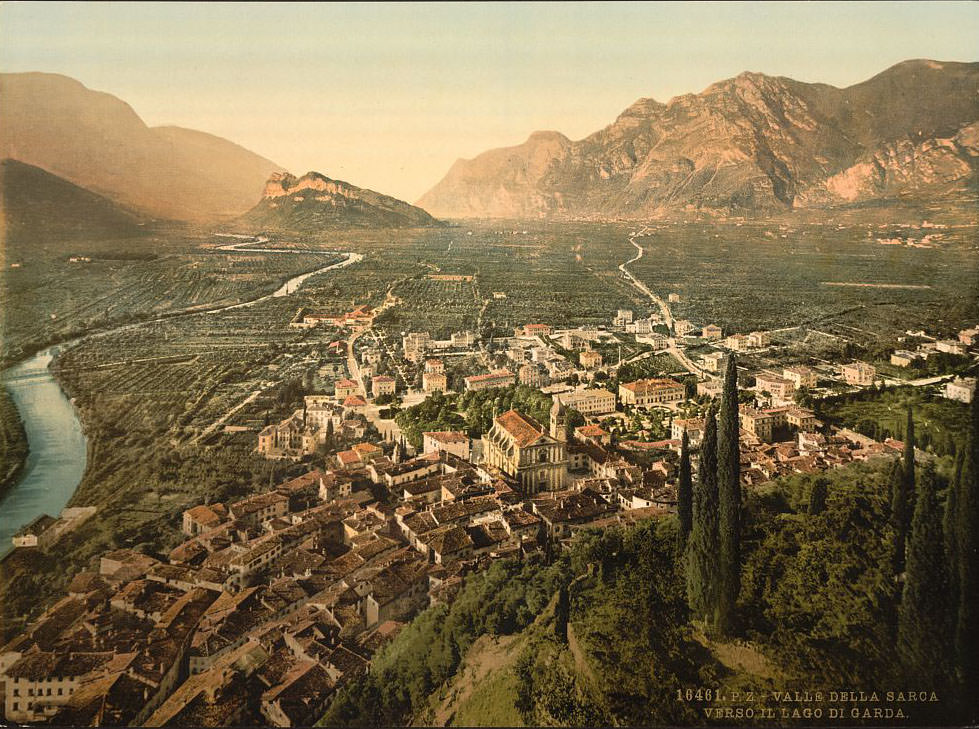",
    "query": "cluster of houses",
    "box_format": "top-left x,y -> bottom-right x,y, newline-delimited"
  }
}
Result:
11,308 -> 949,725
889,324 -> 979,375
257,396 -> 368,460
289,305 -> 375,330
1,396 -> 692,727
